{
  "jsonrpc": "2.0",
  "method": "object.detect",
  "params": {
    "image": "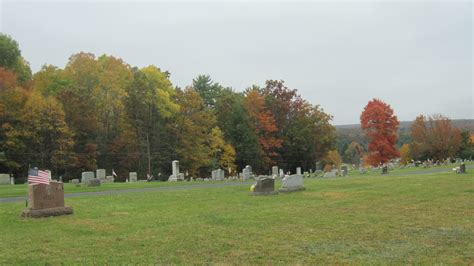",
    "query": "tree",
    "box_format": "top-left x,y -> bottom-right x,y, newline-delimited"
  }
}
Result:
410,114 -> 462,160
192,75 -> 223,108
0,34 -> 31,85
209,127 -> 236,173
14,92 -> 74,176
360,98 -> 399,166
399,144 -> 411,165
324,150 -> 342,169
344,141 -> 364,165
215,88 -> 260,171
457,130 -> 473,160
243,88 -> 282,170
